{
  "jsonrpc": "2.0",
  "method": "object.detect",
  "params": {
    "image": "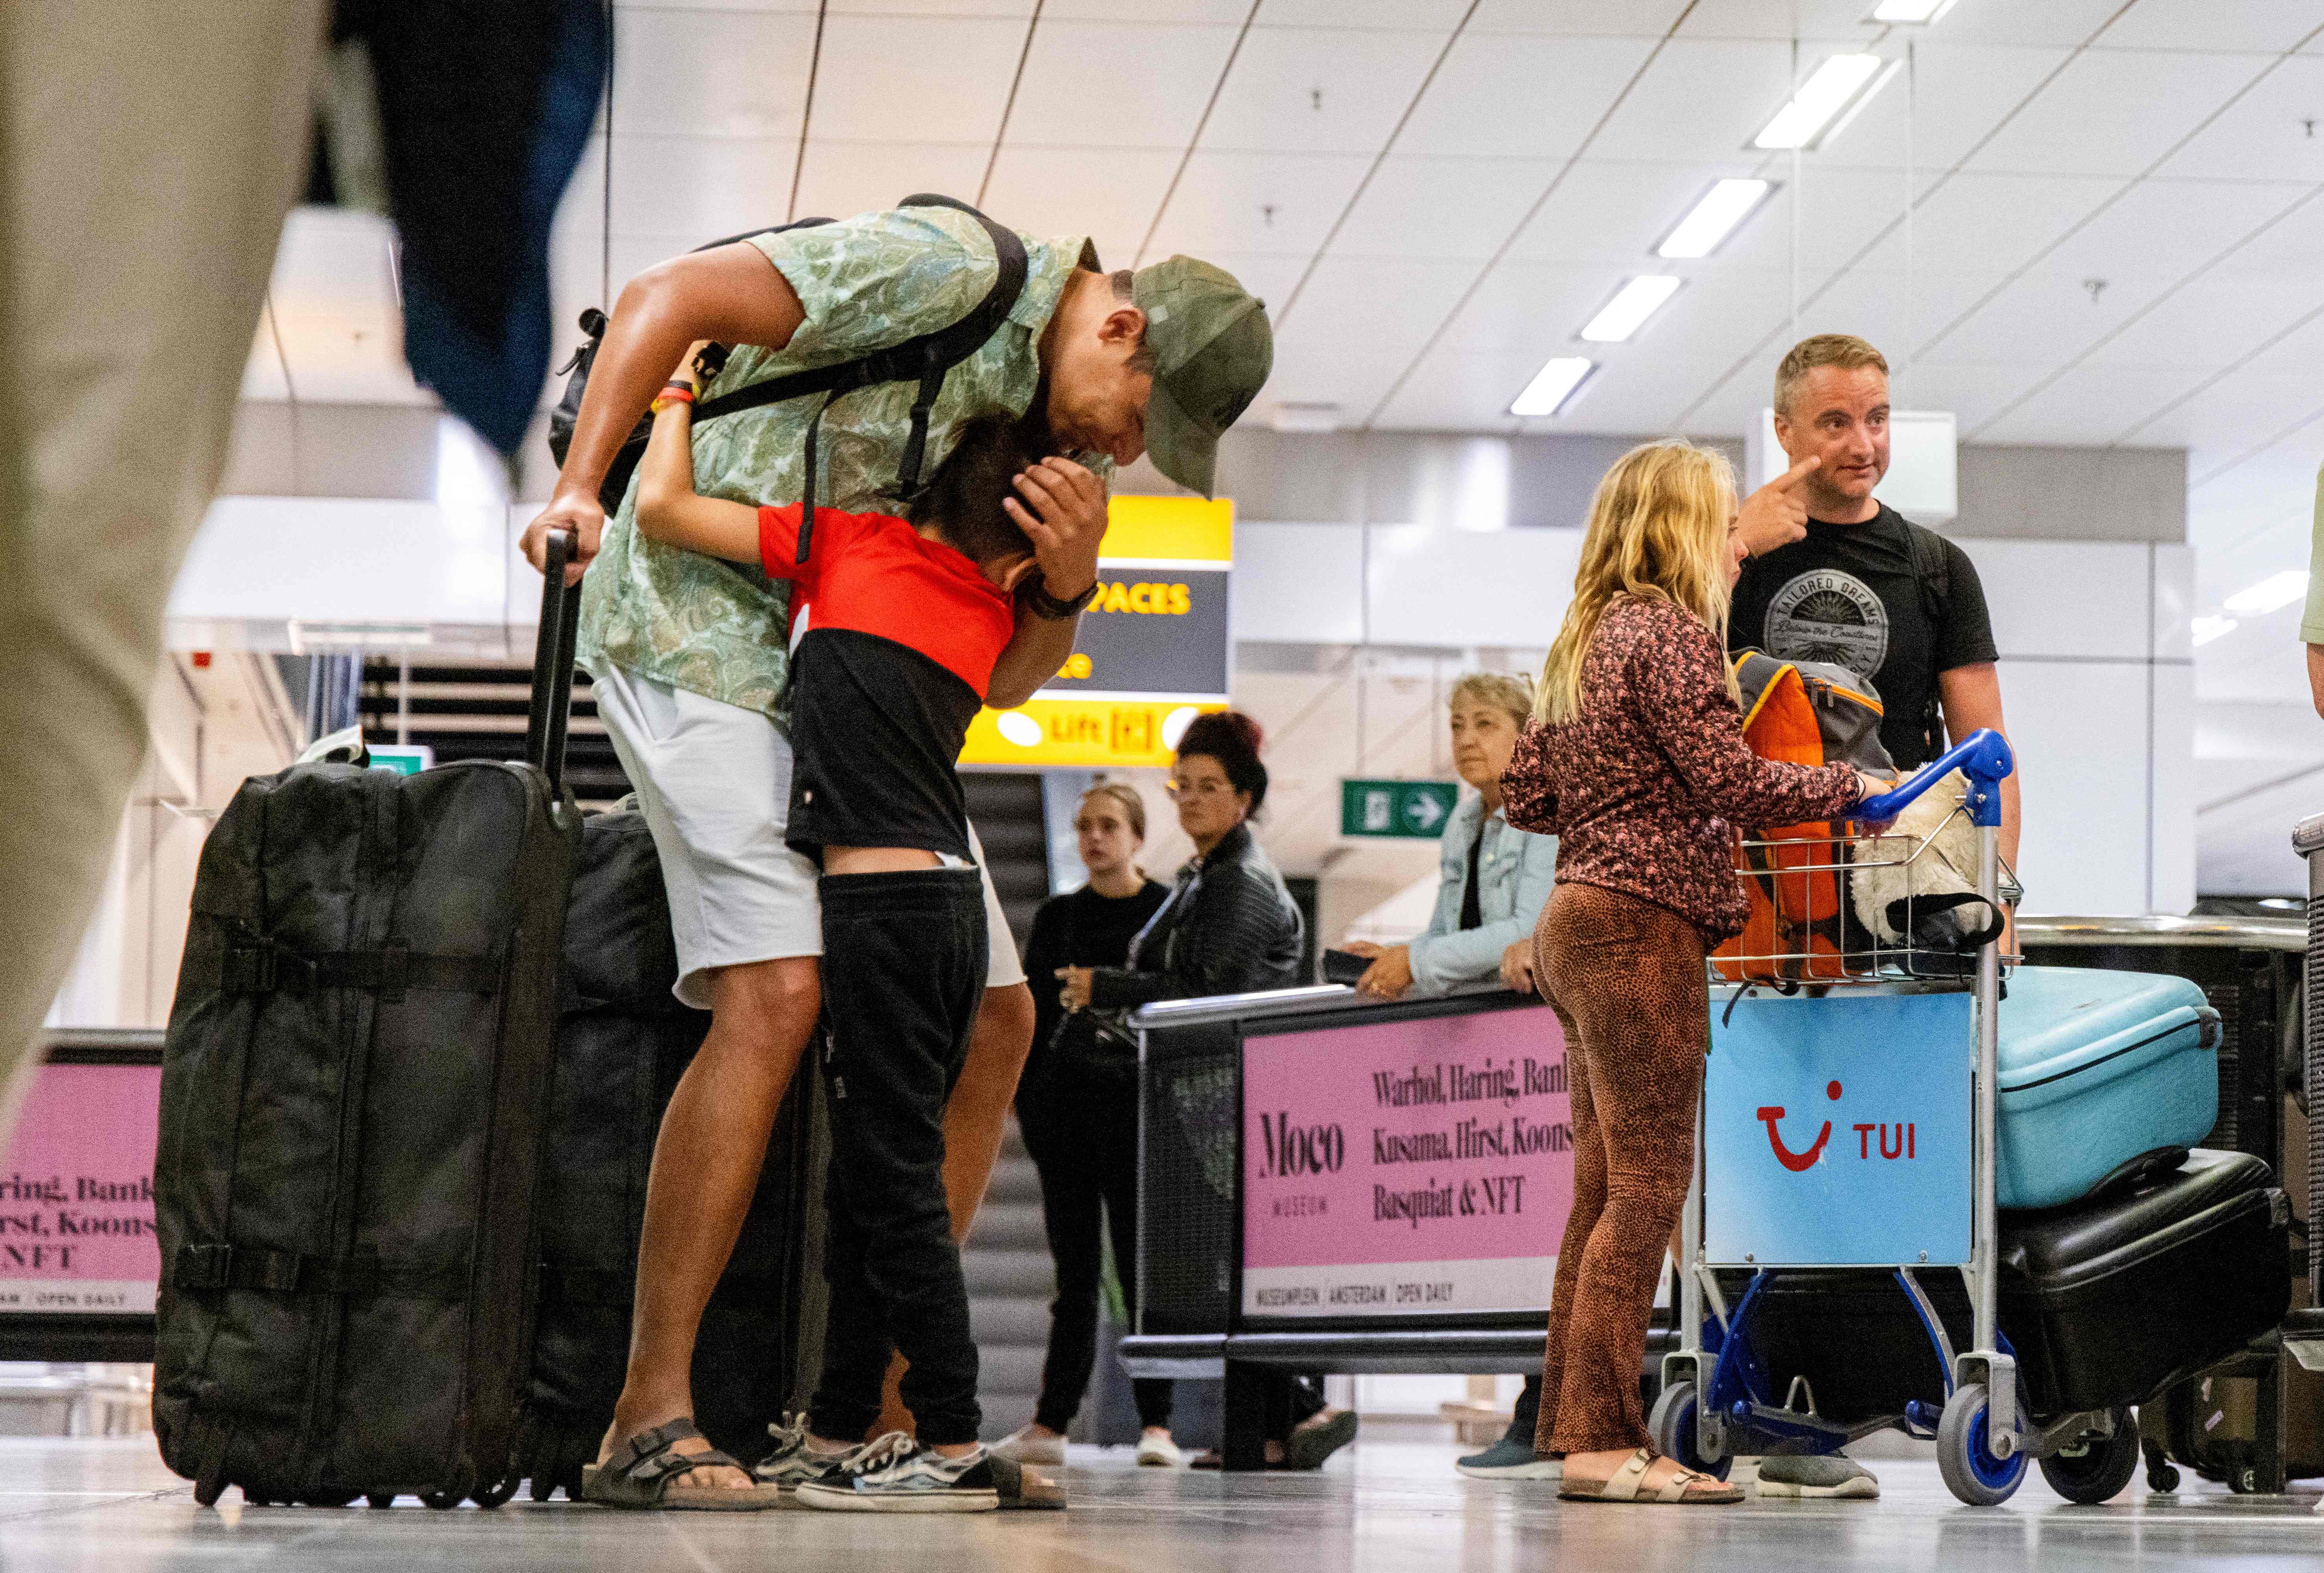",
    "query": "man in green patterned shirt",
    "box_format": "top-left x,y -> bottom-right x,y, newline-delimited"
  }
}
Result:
520,203 -> 1270,1506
